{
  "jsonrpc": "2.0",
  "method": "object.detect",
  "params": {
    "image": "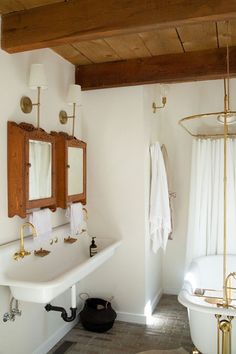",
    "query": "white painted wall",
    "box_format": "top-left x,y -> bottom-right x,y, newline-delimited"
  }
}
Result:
79,85 -> 163,323
80,86 -> 146,320
0,40 -> 79,353
143,85 -> 163,314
